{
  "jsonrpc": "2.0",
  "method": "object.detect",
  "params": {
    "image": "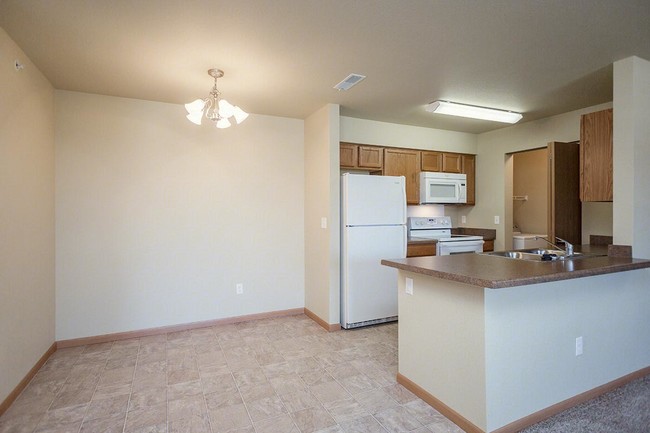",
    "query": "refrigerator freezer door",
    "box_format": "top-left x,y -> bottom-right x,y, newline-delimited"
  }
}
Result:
341,224 -> 406,328
342,174 -> 406,226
